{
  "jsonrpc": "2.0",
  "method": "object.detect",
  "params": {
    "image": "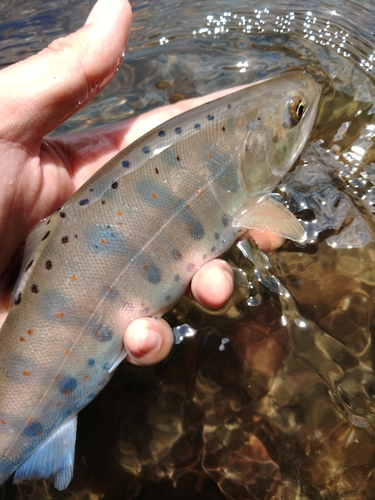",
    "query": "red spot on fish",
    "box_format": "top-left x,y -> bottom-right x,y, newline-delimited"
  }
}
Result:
197,188 -> 205,195
27,329 -> 33,335
117,211 -> 122,216
71,275 -> 77,282
83,375 -> 89,380
151,193 -> 158,199
175,155 -> 180,161
90,309 -> 95,314
1,420 -> 6,425
65,349 -> 71,355
55,311 -> 64,319
22,370 -> 31,377
65,389 -> 71,395
27,418 -> 33,425
208,153 -> 213,159
143,263 -> 149,269
61,236 -> 69,244
55,374 -> 60,380
19,337 -> 26,343
100,239 -> 108,244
